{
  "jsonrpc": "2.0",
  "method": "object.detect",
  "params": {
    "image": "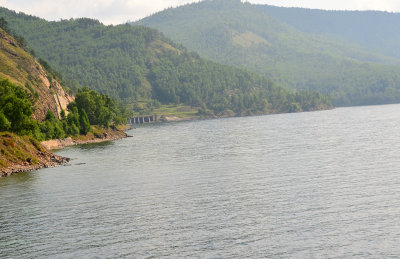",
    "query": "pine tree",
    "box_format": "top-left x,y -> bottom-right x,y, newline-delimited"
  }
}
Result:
79,109 -> 90,135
